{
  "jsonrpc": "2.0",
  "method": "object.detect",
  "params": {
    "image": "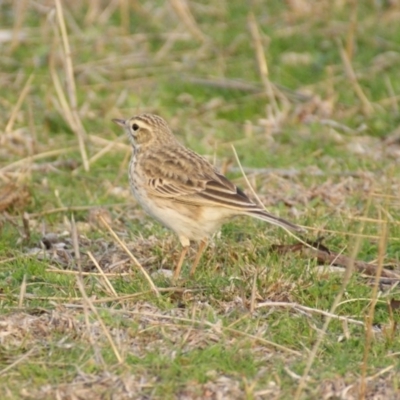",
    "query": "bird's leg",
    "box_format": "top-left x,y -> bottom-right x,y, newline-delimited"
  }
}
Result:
189,240 -> 207,276
173,245 -> 189,281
